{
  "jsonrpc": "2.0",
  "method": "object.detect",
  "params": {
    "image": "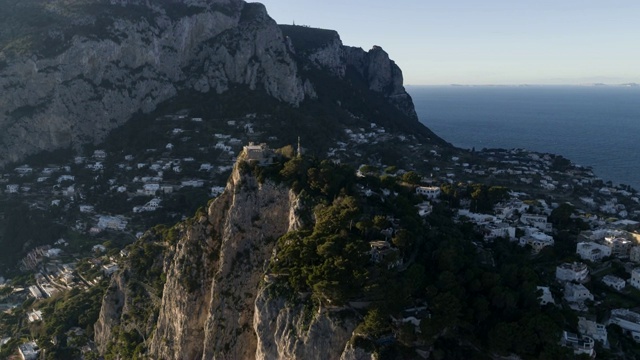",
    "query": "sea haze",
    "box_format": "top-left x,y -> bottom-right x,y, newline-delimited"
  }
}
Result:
409,85 -> 640,190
